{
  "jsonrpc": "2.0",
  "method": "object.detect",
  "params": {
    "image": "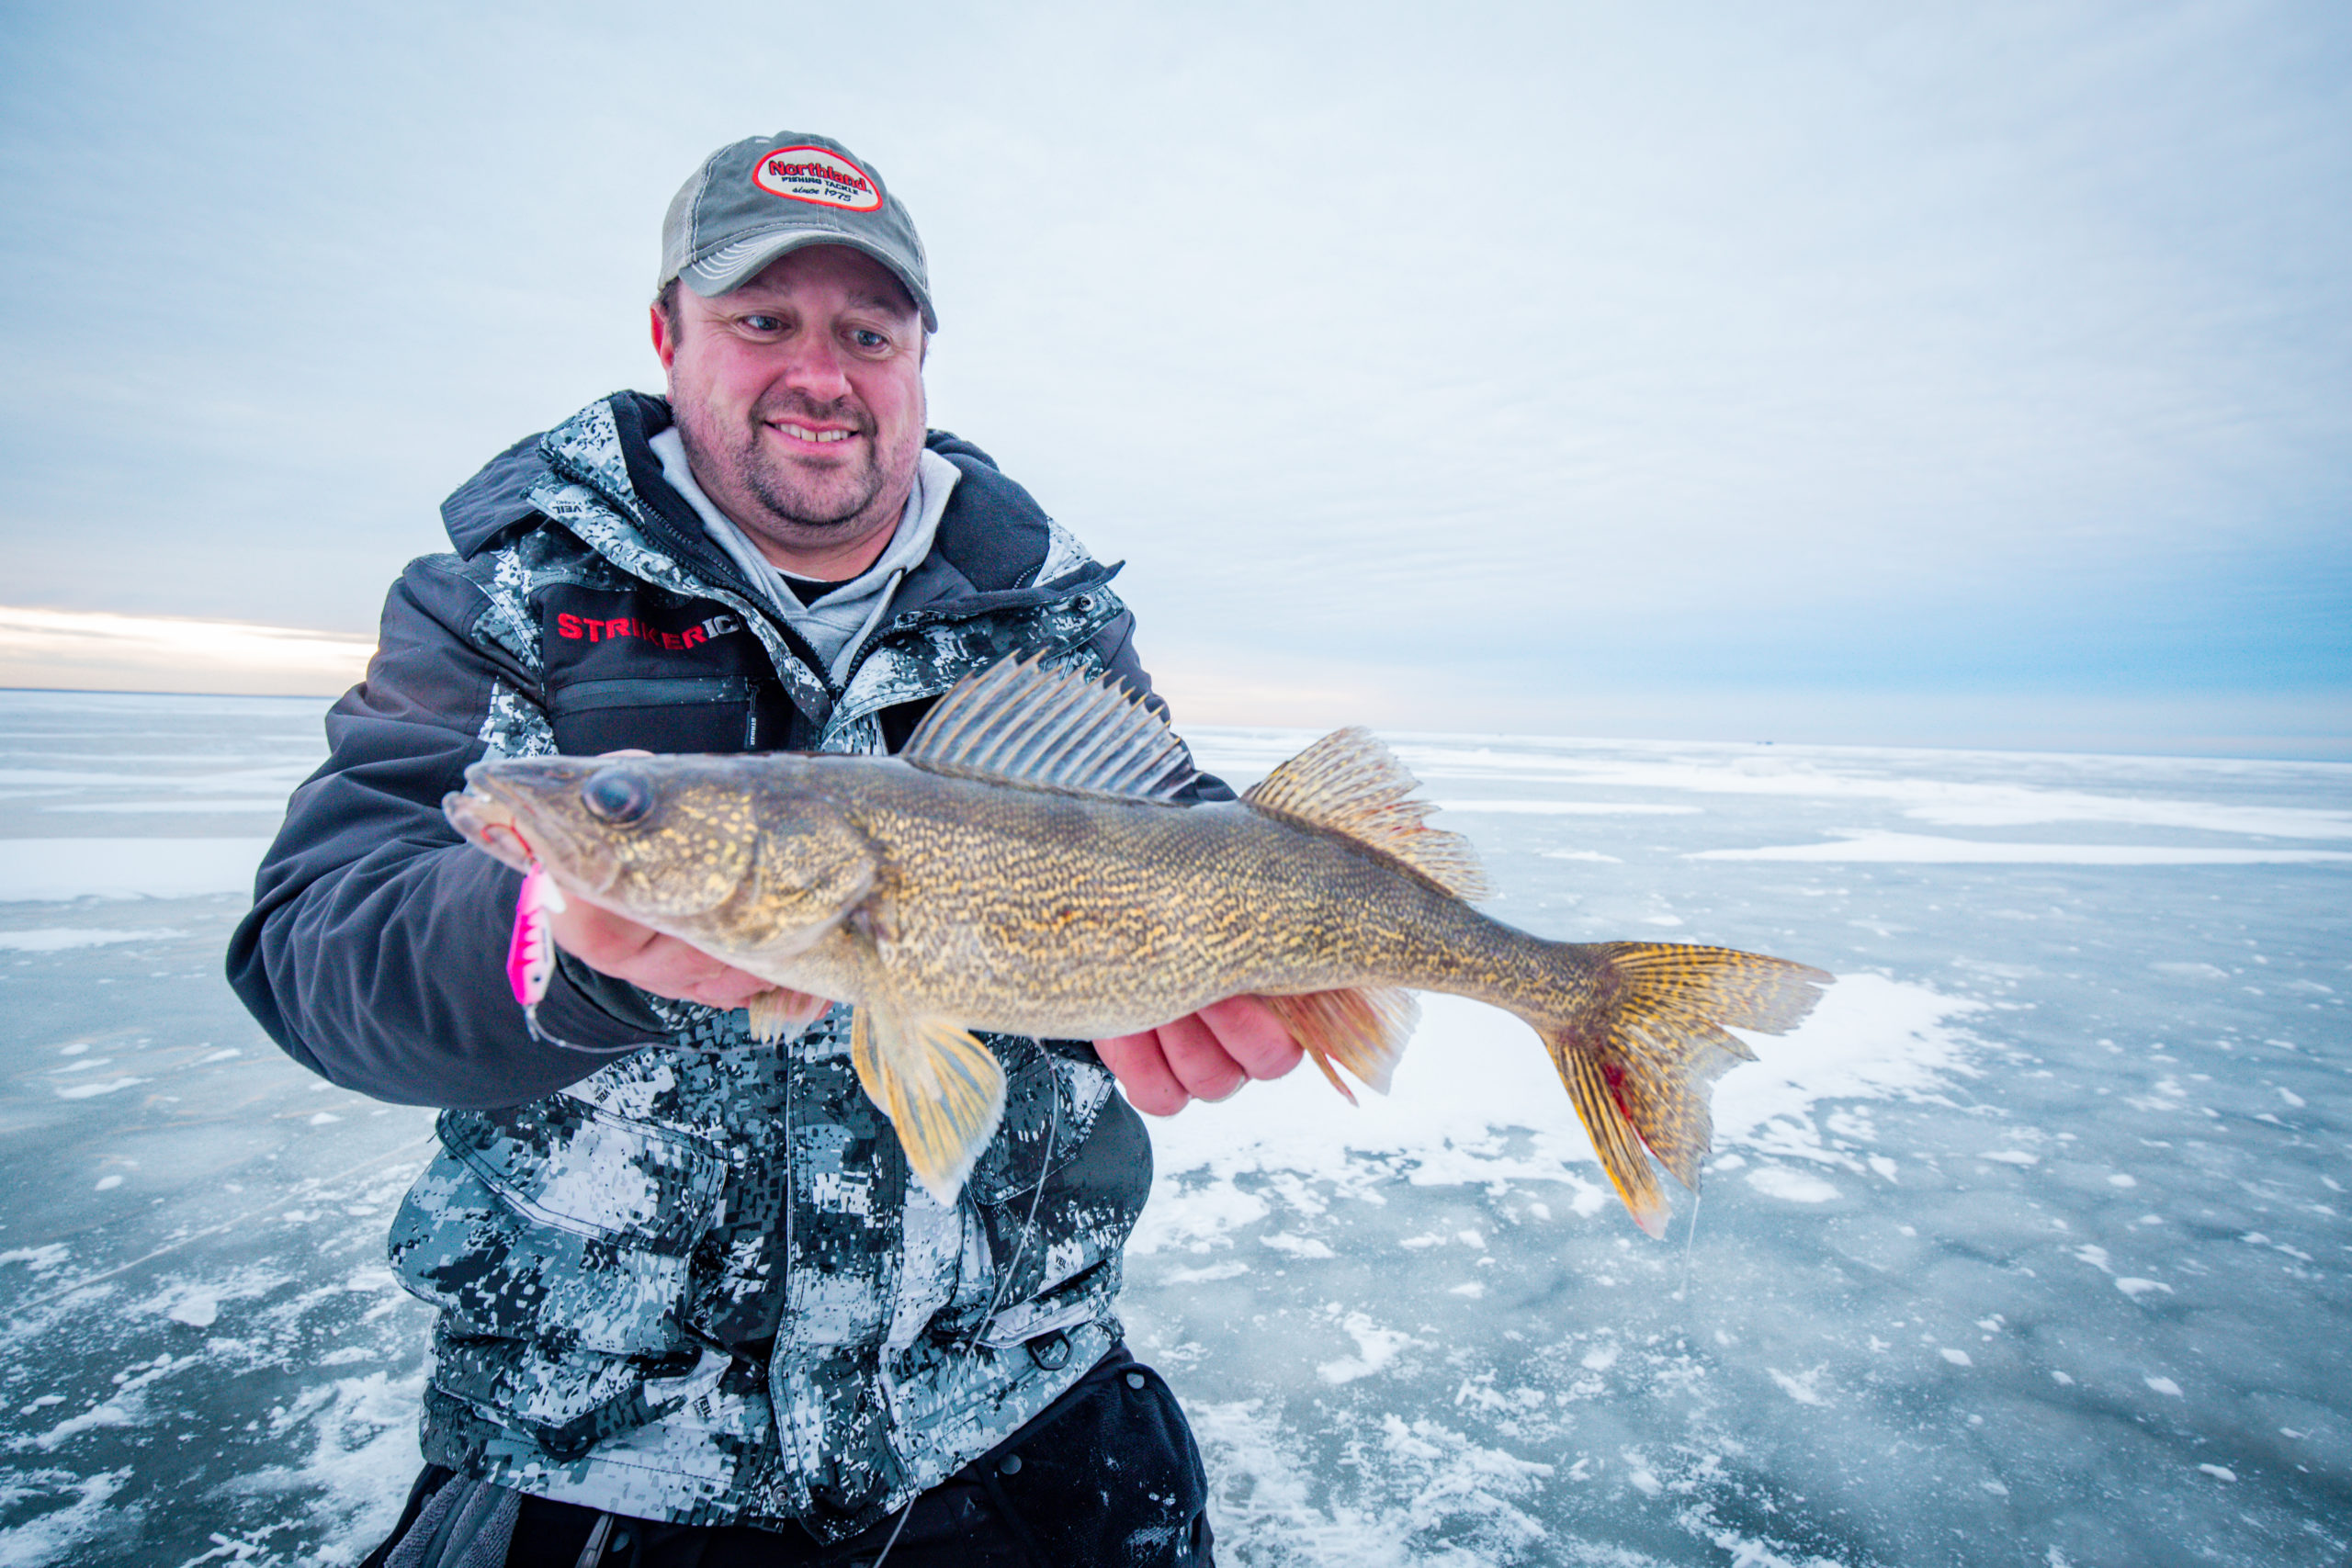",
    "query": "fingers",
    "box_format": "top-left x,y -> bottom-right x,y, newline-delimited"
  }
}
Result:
1094,1031 -> 1191,1117
1095,998 -> 1306,1115
670,958 -> 778,1010
1153,1011 -> 1248,1103
545,898 -> 660,972
1196,995 -> 1305,1081
545,897 -> 773,1008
